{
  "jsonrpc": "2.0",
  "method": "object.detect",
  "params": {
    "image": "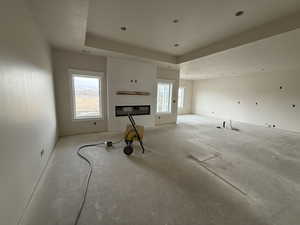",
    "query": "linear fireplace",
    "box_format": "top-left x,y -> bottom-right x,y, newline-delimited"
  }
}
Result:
115,105 -> 151,117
